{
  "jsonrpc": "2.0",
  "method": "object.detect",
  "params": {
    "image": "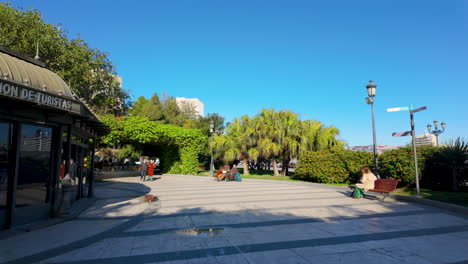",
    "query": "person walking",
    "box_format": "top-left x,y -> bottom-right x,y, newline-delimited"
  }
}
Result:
147,160 -> 155,181
140,159 -> 148,181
